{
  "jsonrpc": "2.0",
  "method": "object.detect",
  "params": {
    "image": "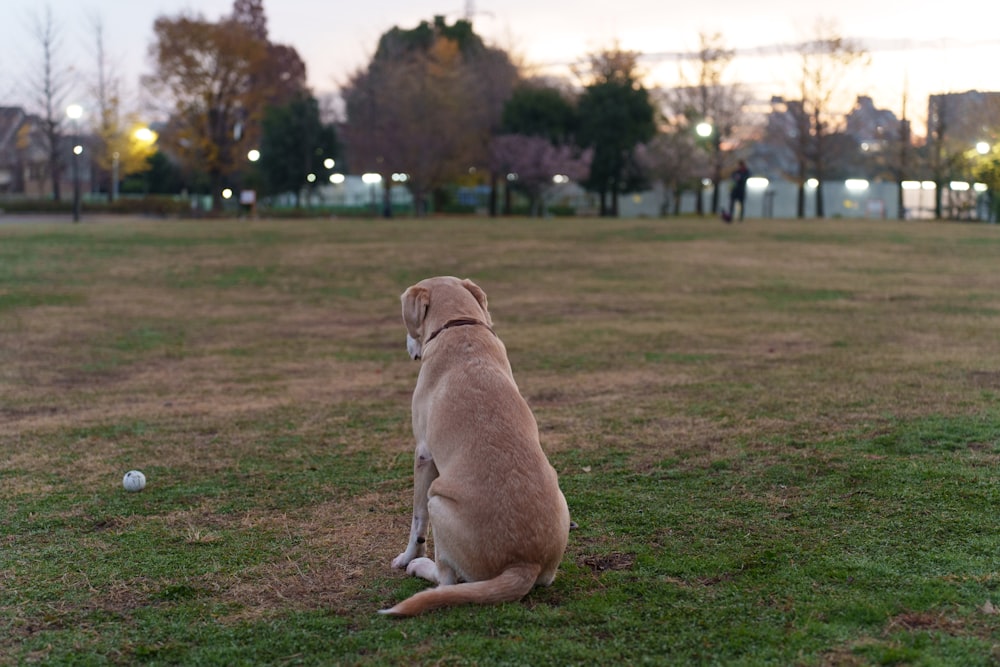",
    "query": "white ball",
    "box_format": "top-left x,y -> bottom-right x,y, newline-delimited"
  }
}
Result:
123,470 -> 146,492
